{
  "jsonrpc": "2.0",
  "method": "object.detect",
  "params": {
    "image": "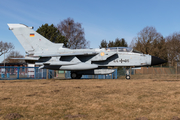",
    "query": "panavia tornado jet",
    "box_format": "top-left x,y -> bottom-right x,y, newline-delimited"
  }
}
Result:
7,24 -> 166,79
